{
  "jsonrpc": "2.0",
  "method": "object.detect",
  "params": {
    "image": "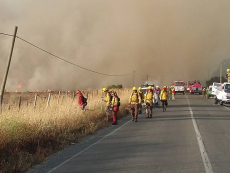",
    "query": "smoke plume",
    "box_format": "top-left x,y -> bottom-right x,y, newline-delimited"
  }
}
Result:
1,0 -> 230,91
